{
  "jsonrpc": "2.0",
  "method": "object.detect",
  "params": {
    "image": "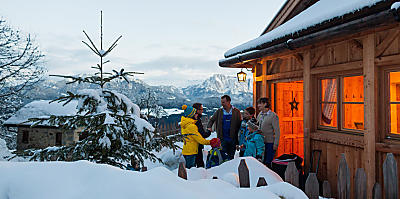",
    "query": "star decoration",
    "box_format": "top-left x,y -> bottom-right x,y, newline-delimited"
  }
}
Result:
289,97 -> 299,111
